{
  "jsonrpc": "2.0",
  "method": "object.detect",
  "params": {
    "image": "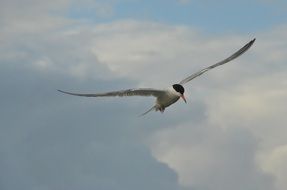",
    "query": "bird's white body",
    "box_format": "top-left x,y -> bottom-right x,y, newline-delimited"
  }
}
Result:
154,87 -> 181,112
58,38 -> 256,115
